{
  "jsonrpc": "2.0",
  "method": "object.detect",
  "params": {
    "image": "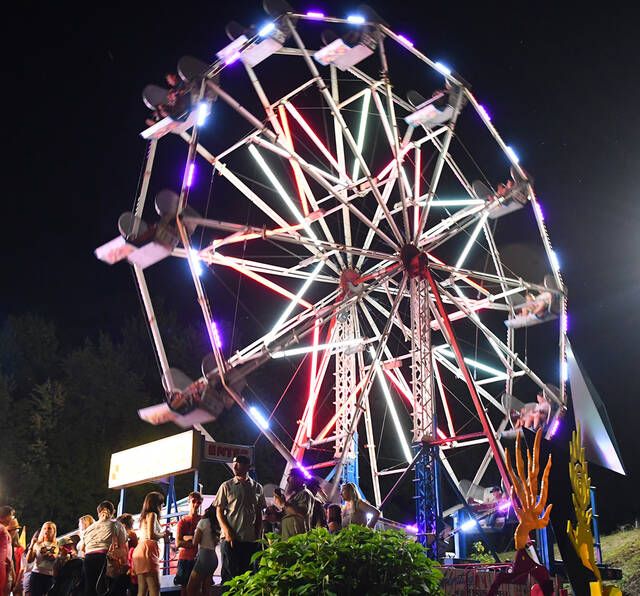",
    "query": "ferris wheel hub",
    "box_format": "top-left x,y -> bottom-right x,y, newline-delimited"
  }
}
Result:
400,244 -> 427,278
